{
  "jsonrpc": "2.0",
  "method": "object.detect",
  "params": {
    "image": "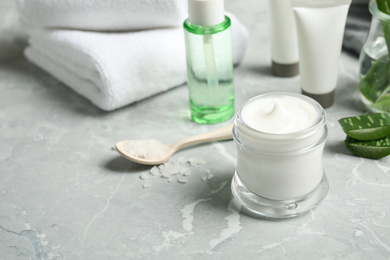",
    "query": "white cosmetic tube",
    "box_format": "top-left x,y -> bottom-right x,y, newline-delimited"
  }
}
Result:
268,0 -> 299,77
292,0 -> 351,108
